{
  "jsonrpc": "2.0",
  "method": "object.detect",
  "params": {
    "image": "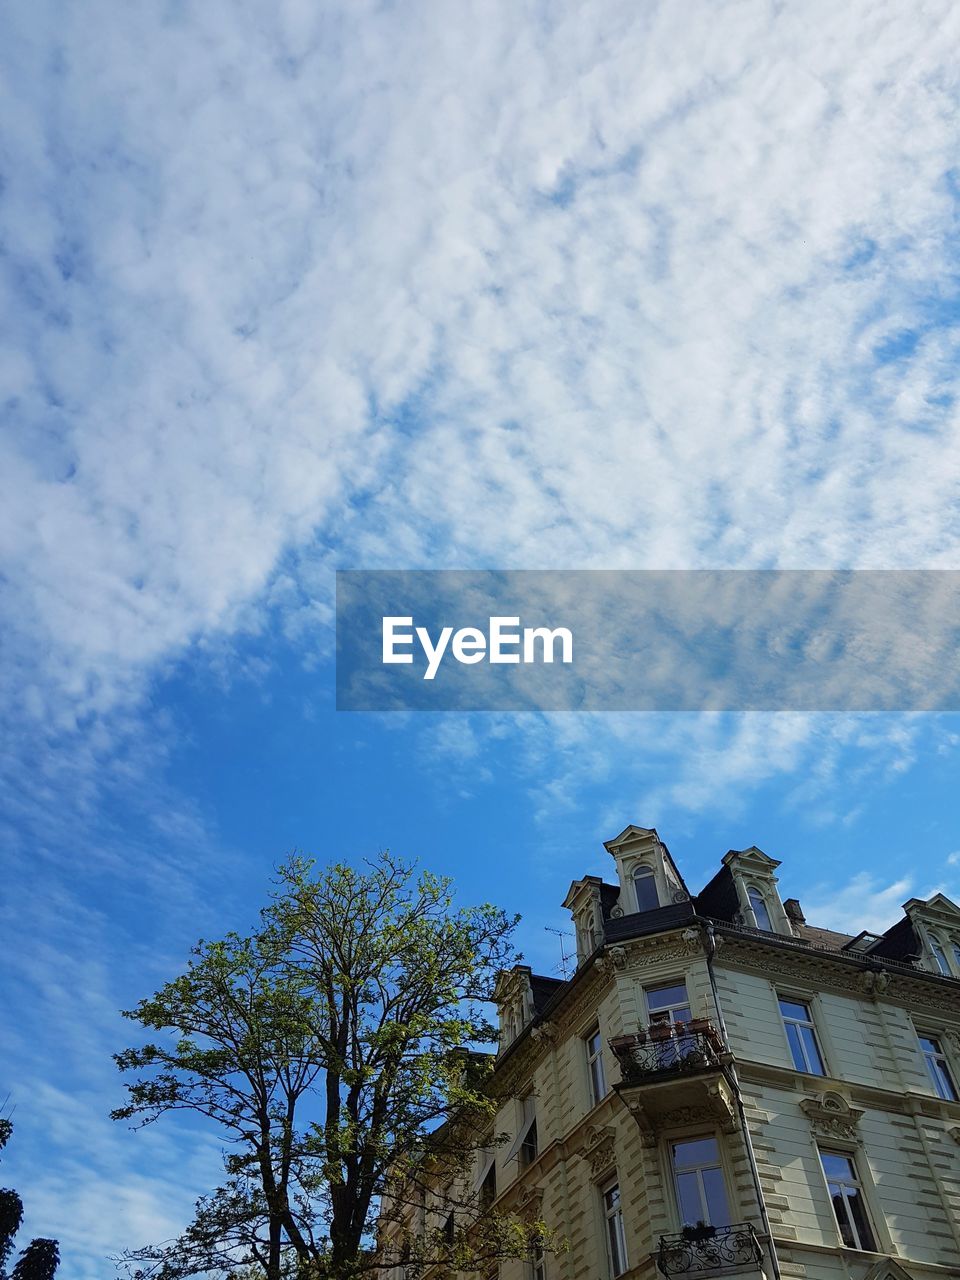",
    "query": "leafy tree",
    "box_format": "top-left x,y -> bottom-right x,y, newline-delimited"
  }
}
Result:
115,853 -> 542,1280
0,1120 -> 60,1280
